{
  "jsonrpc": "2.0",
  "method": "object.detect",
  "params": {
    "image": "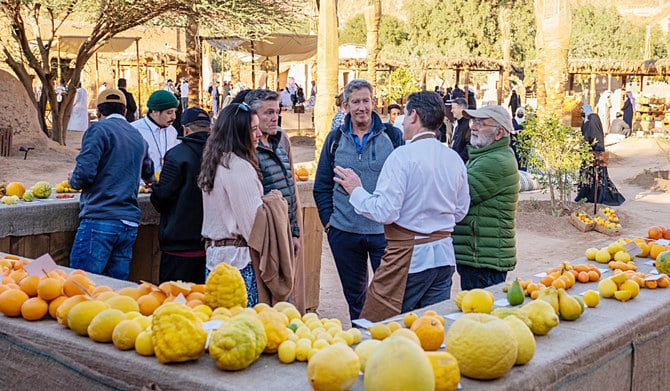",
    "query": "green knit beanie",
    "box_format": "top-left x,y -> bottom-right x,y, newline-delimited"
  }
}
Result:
147,90 -> 179,111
